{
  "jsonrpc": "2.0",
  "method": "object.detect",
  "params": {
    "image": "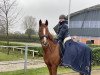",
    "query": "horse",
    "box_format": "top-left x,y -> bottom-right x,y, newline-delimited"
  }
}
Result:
38,20 -> 89,75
